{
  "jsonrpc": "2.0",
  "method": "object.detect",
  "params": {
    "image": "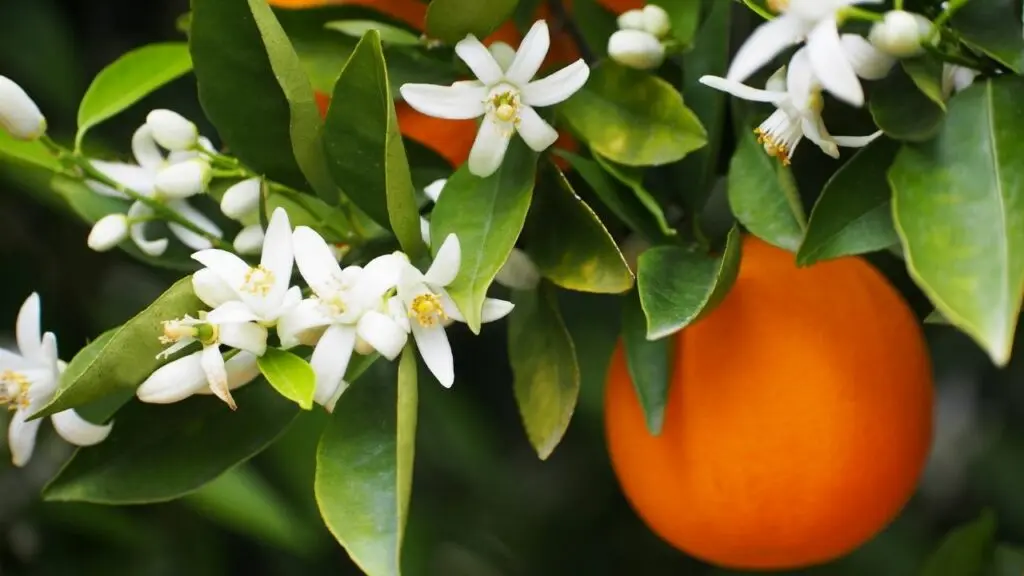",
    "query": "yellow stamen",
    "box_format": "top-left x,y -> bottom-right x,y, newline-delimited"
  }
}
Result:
0,370 -> 31,411
242,265 -> 275,296
409,293 -> 447,327
767,0 -> 788,13
754,127 -> 792,166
